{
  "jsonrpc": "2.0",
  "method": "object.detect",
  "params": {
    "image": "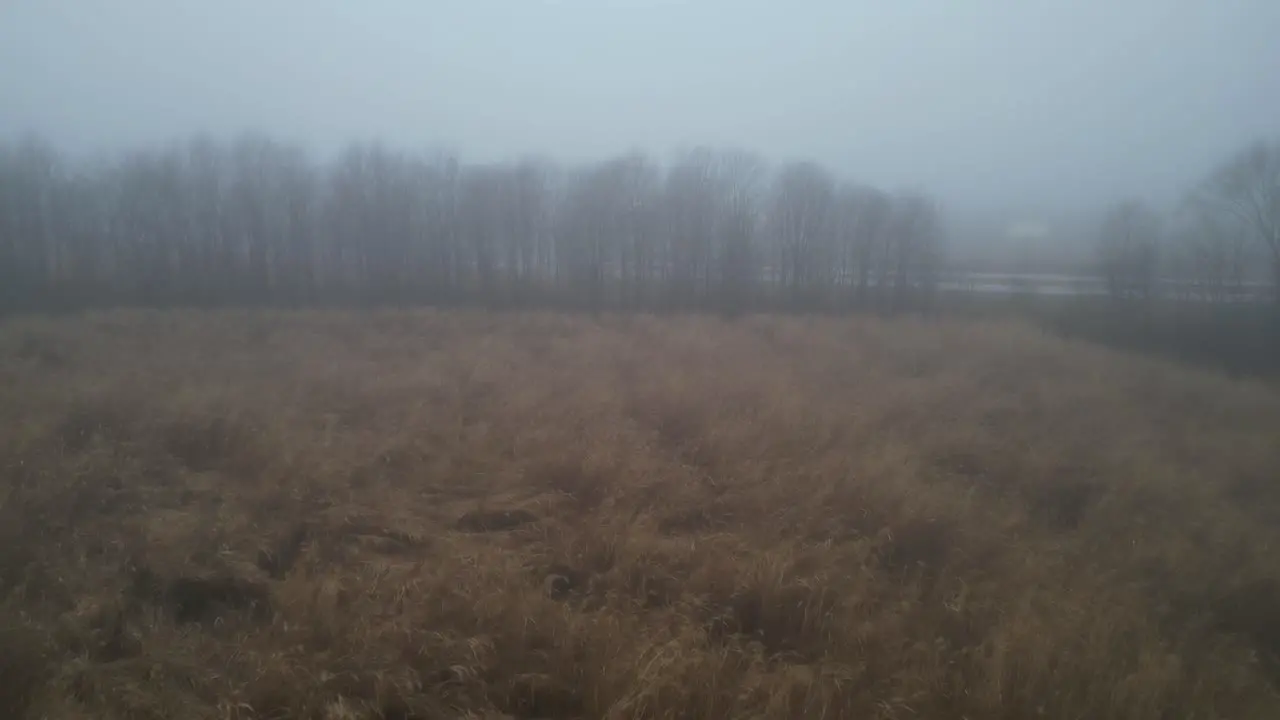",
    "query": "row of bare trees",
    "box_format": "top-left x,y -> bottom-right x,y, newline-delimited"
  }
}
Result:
0,136 -> 943,314
1098,140 -> 1280,304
